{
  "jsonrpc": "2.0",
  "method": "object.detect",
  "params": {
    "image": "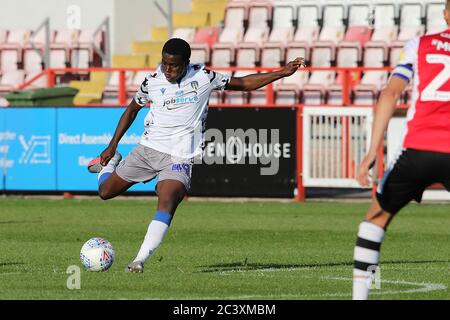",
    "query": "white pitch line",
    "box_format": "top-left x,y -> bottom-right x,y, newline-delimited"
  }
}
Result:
214,264 -> 449,275
143,278 -> 447,300
327,276 -> 448,296
138,277 -> 447,300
